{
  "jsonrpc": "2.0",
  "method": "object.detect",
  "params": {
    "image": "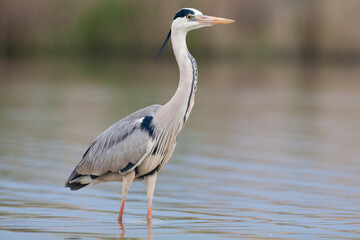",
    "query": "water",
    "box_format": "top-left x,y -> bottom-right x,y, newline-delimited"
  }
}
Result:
0,59 -> 360,239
